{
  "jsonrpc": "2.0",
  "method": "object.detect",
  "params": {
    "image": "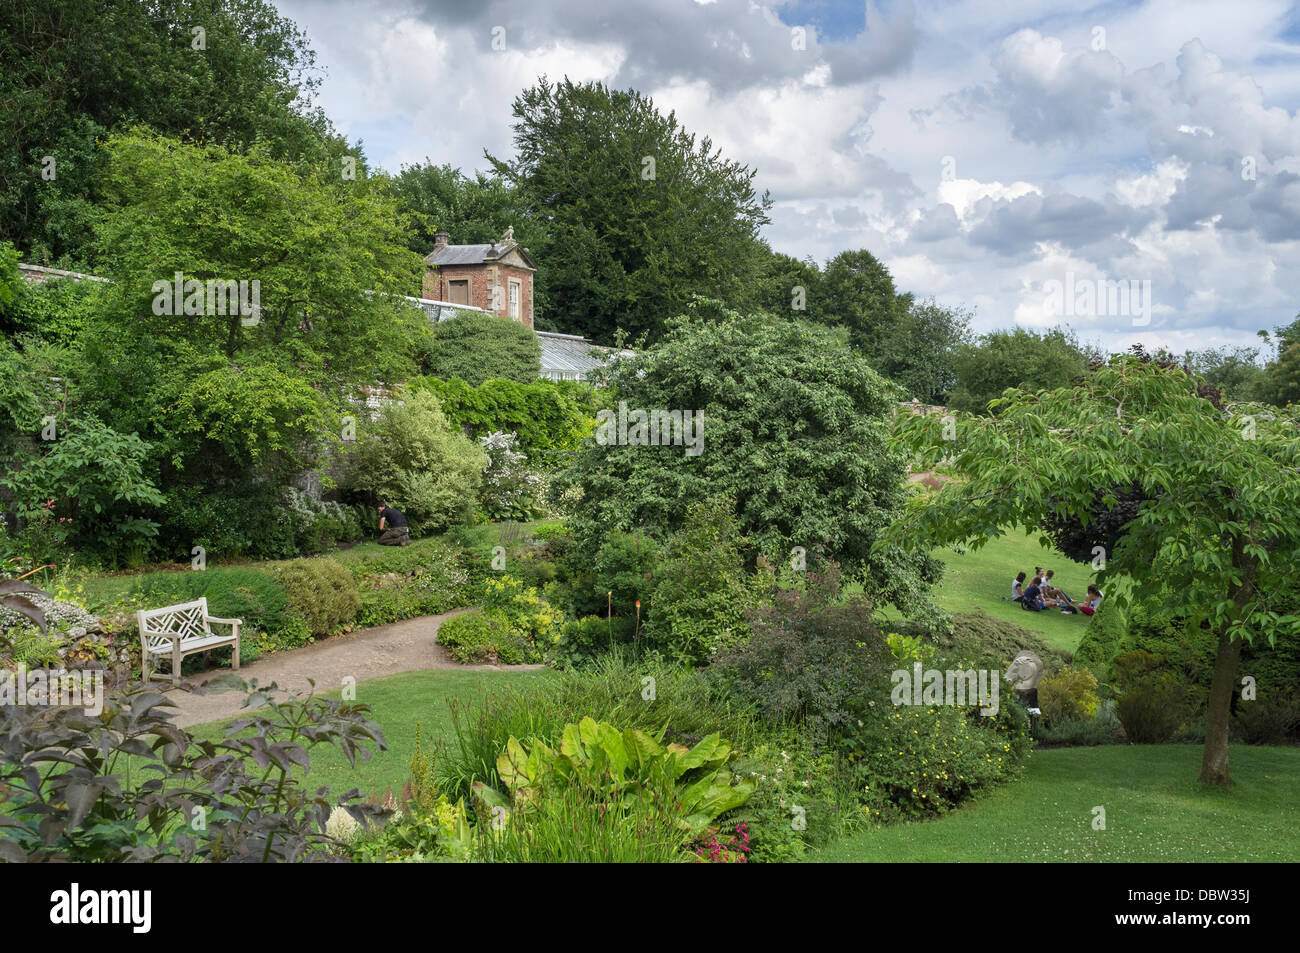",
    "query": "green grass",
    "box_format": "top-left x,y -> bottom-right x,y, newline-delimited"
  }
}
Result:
929,529 -> 1099,653
189,668 -> 554,799
813,745 -> 1300,862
